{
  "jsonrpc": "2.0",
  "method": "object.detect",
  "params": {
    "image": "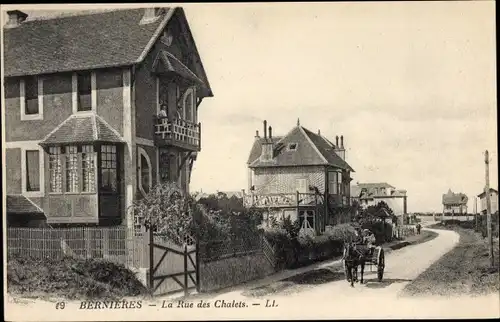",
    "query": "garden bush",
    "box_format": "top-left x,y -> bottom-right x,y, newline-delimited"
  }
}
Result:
7,255 -> 148,300
263,218 -> 346,269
